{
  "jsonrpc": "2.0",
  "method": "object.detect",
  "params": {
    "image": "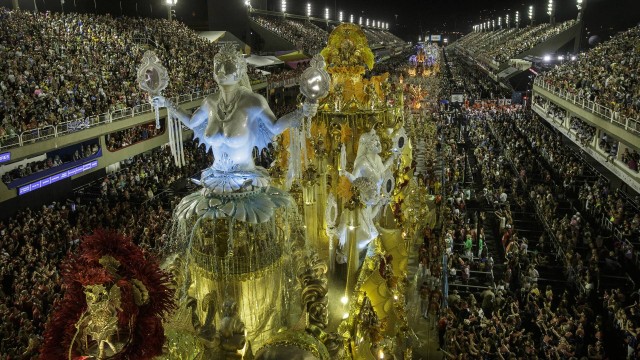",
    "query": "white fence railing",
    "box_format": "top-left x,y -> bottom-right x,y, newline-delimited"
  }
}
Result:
534,77 -> 640,136
0,89 -> 217,152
